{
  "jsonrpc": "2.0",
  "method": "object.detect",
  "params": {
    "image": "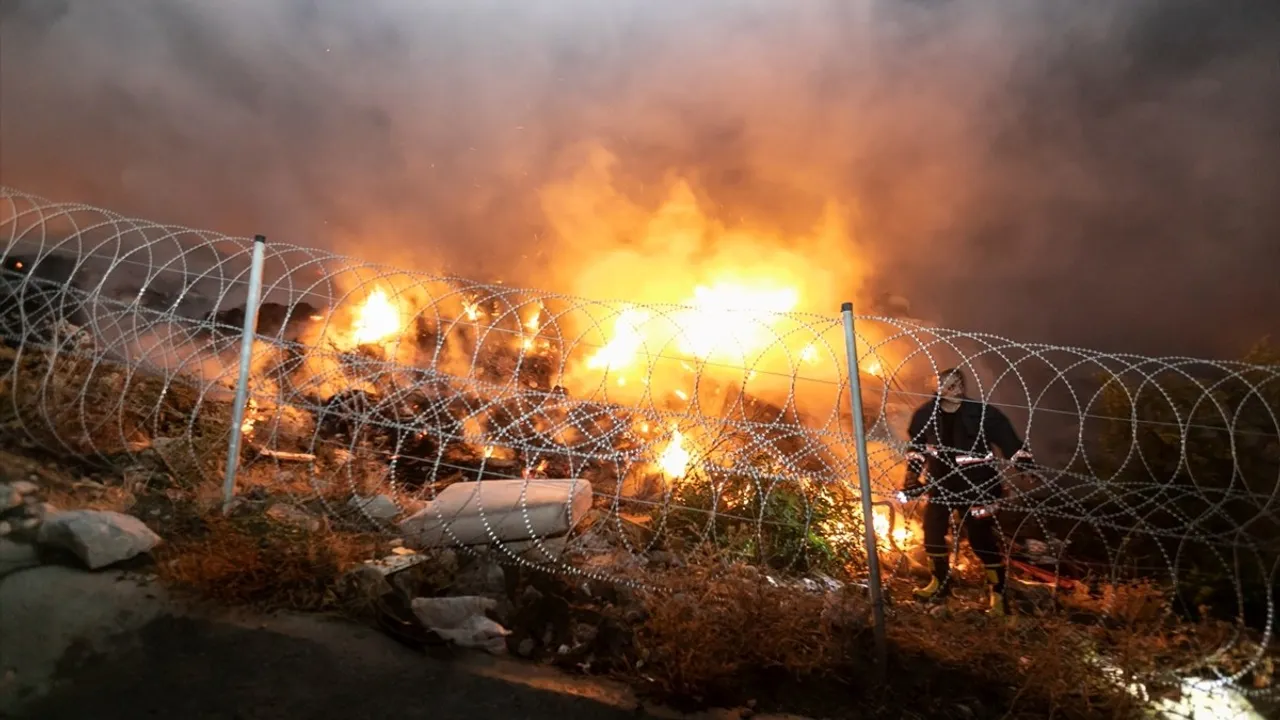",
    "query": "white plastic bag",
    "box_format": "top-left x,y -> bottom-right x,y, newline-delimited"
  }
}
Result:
410,596 -> 511,655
